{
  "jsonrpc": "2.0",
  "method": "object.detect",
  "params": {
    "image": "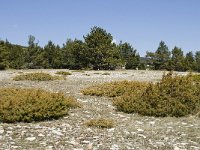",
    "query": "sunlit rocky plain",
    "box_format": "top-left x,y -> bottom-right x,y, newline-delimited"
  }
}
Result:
0,69 -> 199,150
